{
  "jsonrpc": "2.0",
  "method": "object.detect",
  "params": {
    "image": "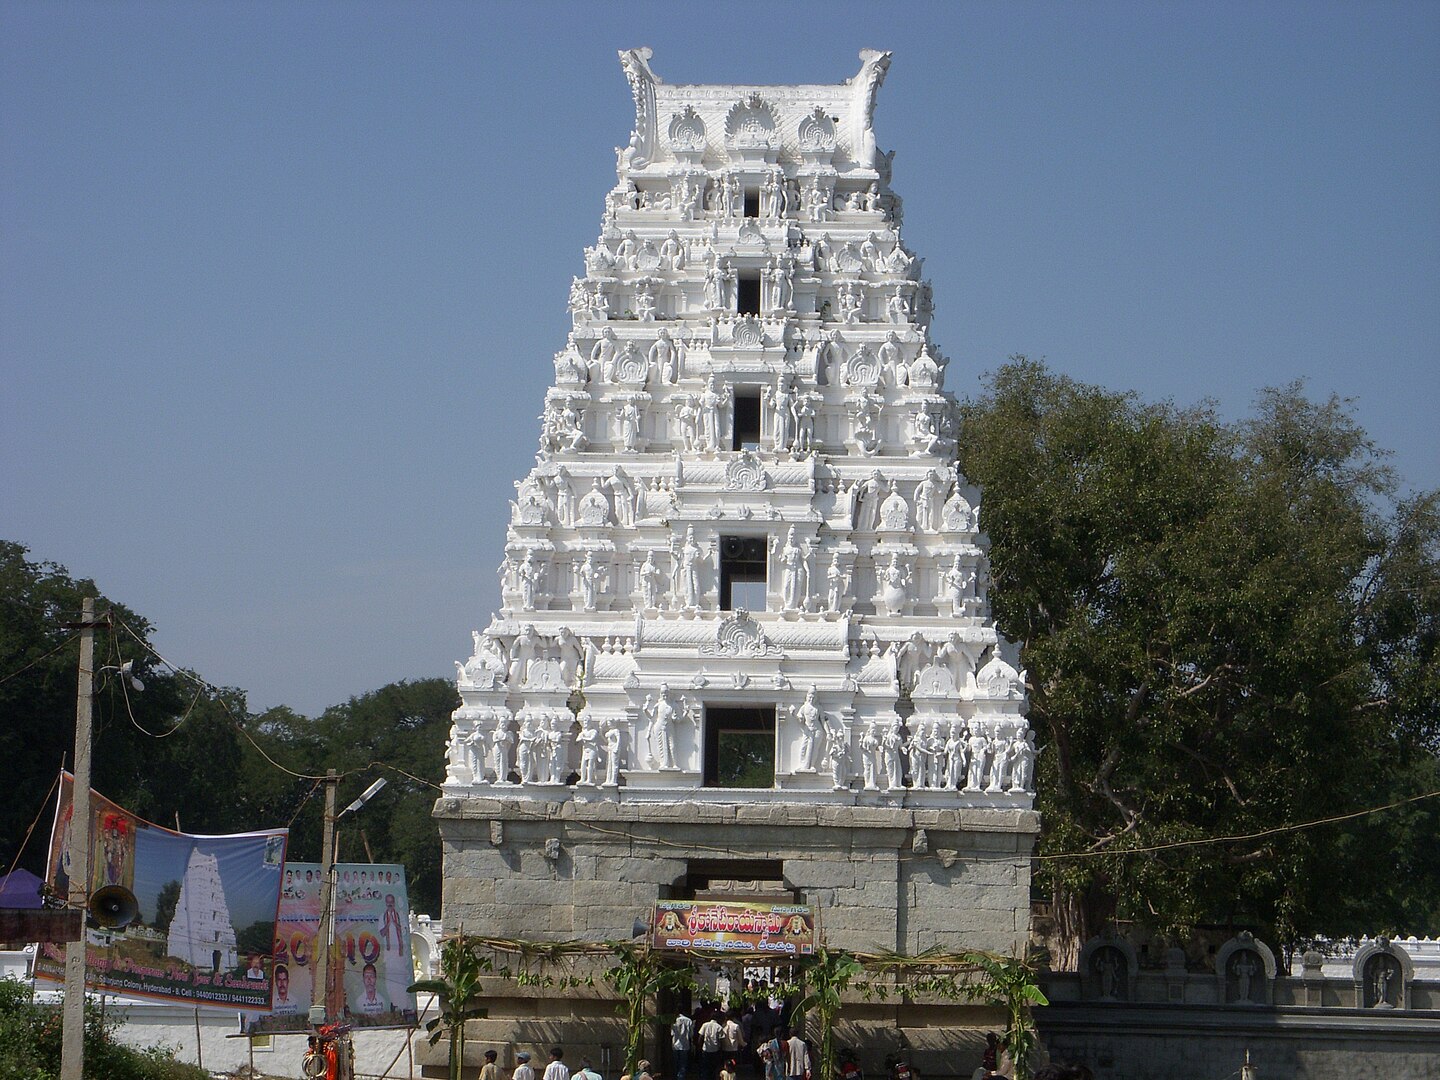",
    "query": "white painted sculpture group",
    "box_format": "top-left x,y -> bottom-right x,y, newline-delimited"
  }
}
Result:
447,52 -> 1032,807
